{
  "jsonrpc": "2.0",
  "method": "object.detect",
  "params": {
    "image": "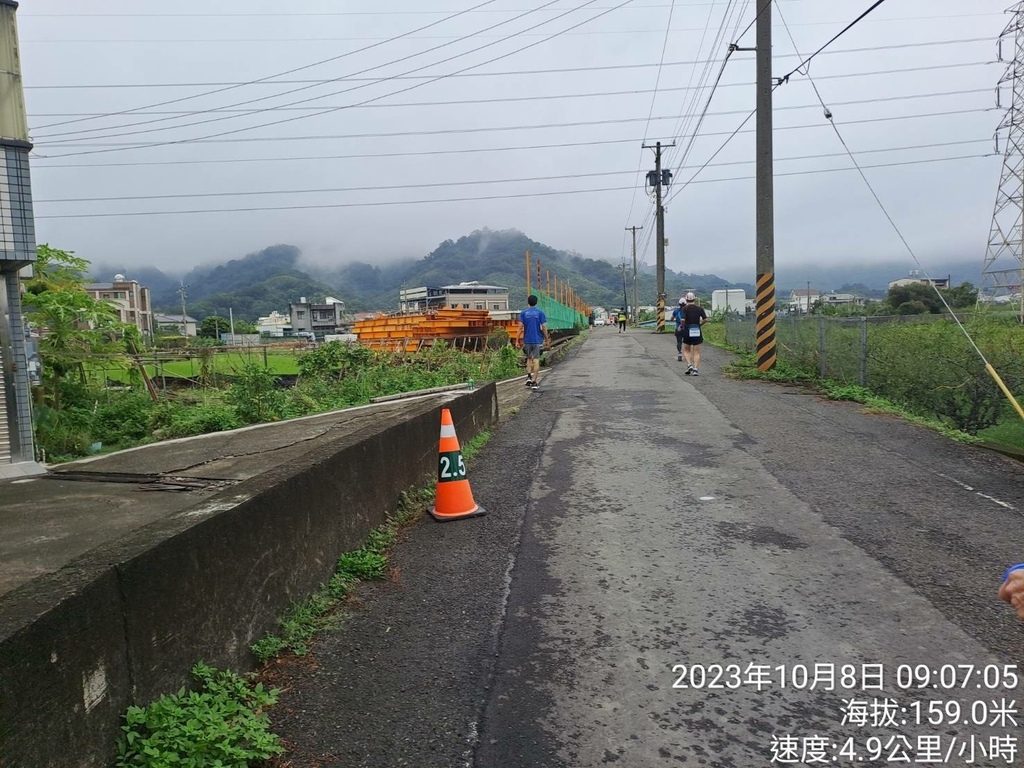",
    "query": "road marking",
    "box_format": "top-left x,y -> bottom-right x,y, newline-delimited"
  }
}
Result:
934,471 -> 1015,511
